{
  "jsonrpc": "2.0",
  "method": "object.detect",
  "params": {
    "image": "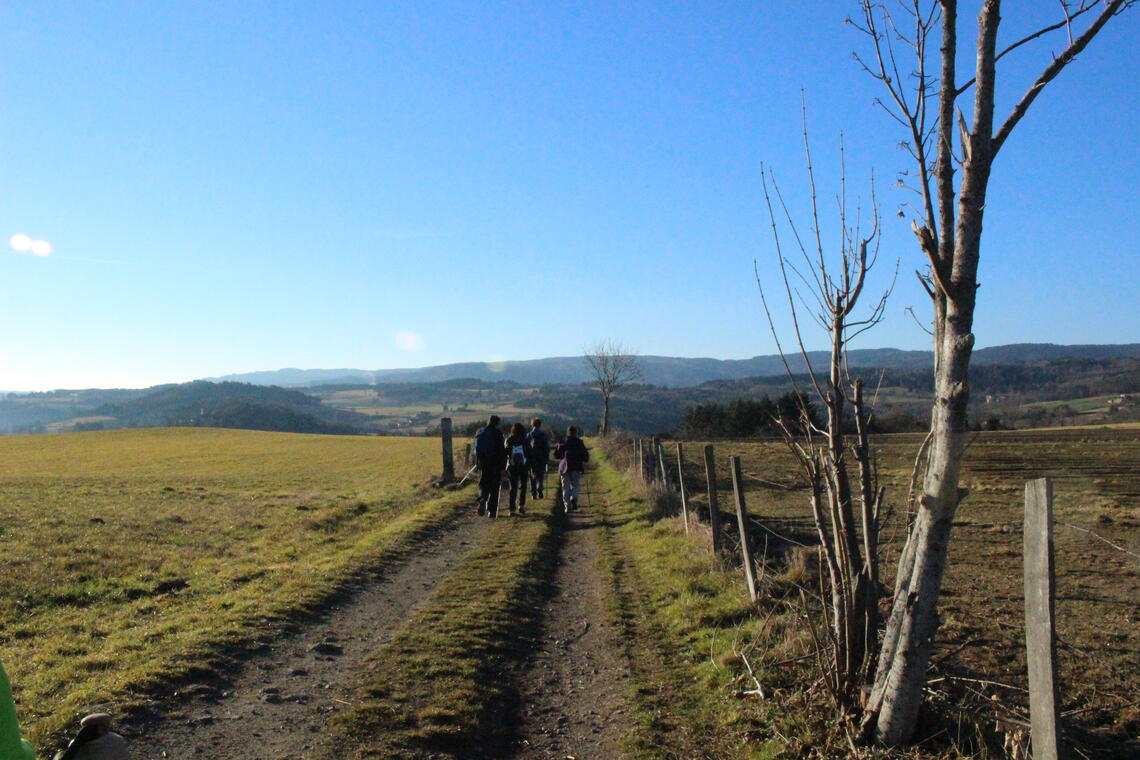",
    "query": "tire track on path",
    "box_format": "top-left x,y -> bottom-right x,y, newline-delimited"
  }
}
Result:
508,474 -> 634,760
126,511 -> 490,760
